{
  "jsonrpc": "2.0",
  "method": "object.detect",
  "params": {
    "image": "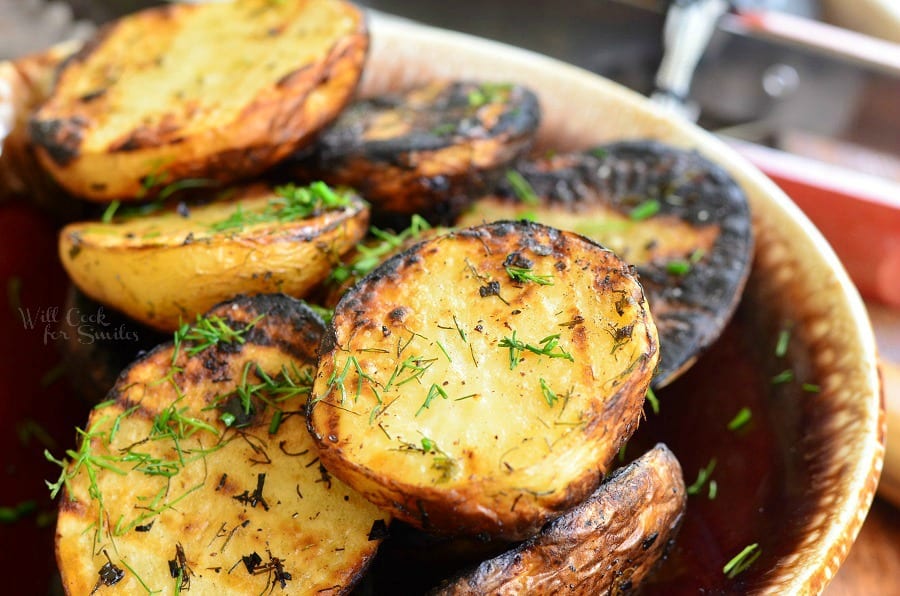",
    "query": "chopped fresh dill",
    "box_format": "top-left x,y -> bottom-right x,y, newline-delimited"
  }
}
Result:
629,199 -> 660,221
686,458 -> 716,496
708,479 -> 718,500
645,387 -> 660,414
802,383 -> 821,393
499,331 -> 574,370
171,313 -> 263,364
329,215 -> 430,284
665,259 -> 691,276
539,378 -> 558,407
416,383 -> 449,416
723,543 -> 761,578
727,407 -> 752,431
505,266 -> 554,285
209,181 -> 354,232
771,369 -> 794,385
101,200 -> 121,223
306,303 -> 334,325
467,82 -> 511,107
775,328 -> 791,358
505,170 -> 539,205
0,500 -> 37,524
